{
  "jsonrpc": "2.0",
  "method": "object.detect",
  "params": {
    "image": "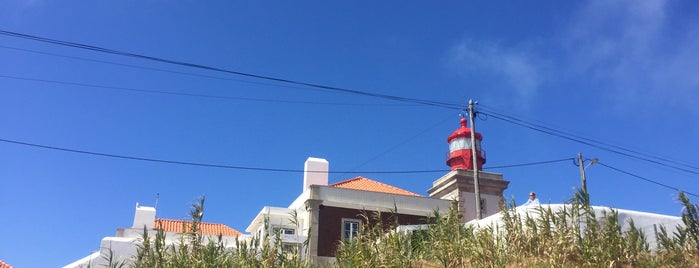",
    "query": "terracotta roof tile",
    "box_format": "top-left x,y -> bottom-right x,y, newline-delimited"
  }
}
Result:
0,259 -> 13,268
154,219 -> 241,237
331,176 -> 422,197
